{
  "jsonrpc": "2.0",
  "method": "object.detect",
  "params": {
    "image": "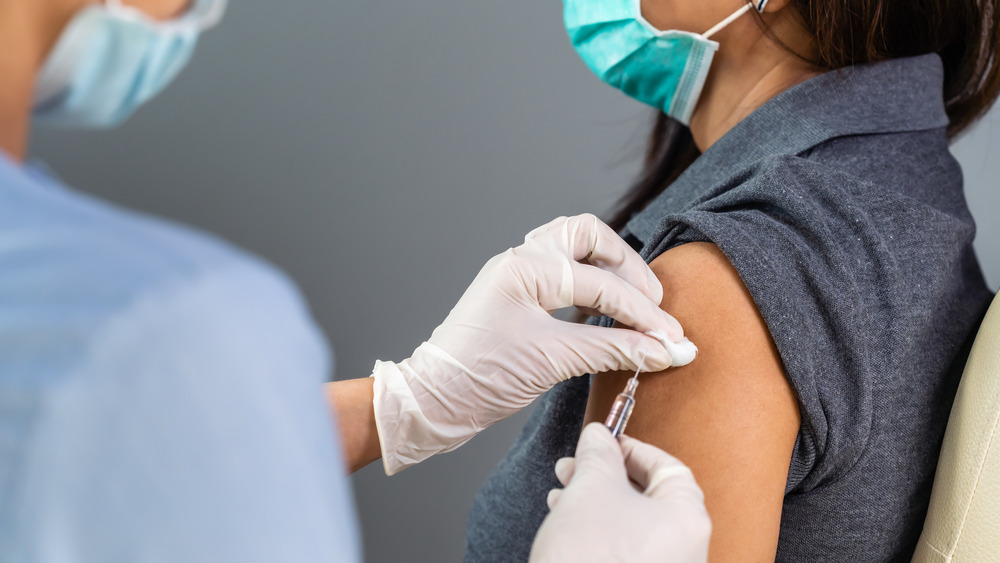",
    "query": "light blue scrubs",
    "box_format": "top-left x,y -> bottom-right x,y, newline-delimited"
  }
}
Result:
0,152 -> 361,562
